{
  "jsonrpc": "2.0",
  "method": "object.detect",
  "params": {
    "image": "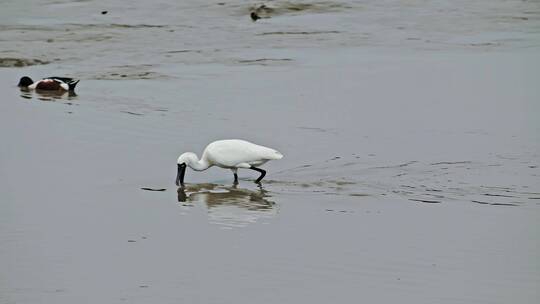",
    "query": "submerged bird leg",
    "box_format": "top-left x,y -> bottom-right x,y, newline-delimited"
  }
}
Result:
177,187 -> 187,202
250,166 -> 266,183
232,168 -> 239,184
